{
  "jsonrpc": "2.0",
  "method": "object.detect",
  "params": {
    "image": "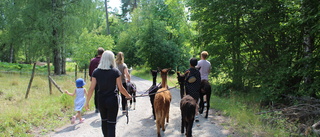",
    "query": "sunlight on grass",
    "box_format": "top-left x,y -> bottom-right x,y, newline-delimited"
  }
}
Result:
211,94 -> 292,137
0,72 -> 94,136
